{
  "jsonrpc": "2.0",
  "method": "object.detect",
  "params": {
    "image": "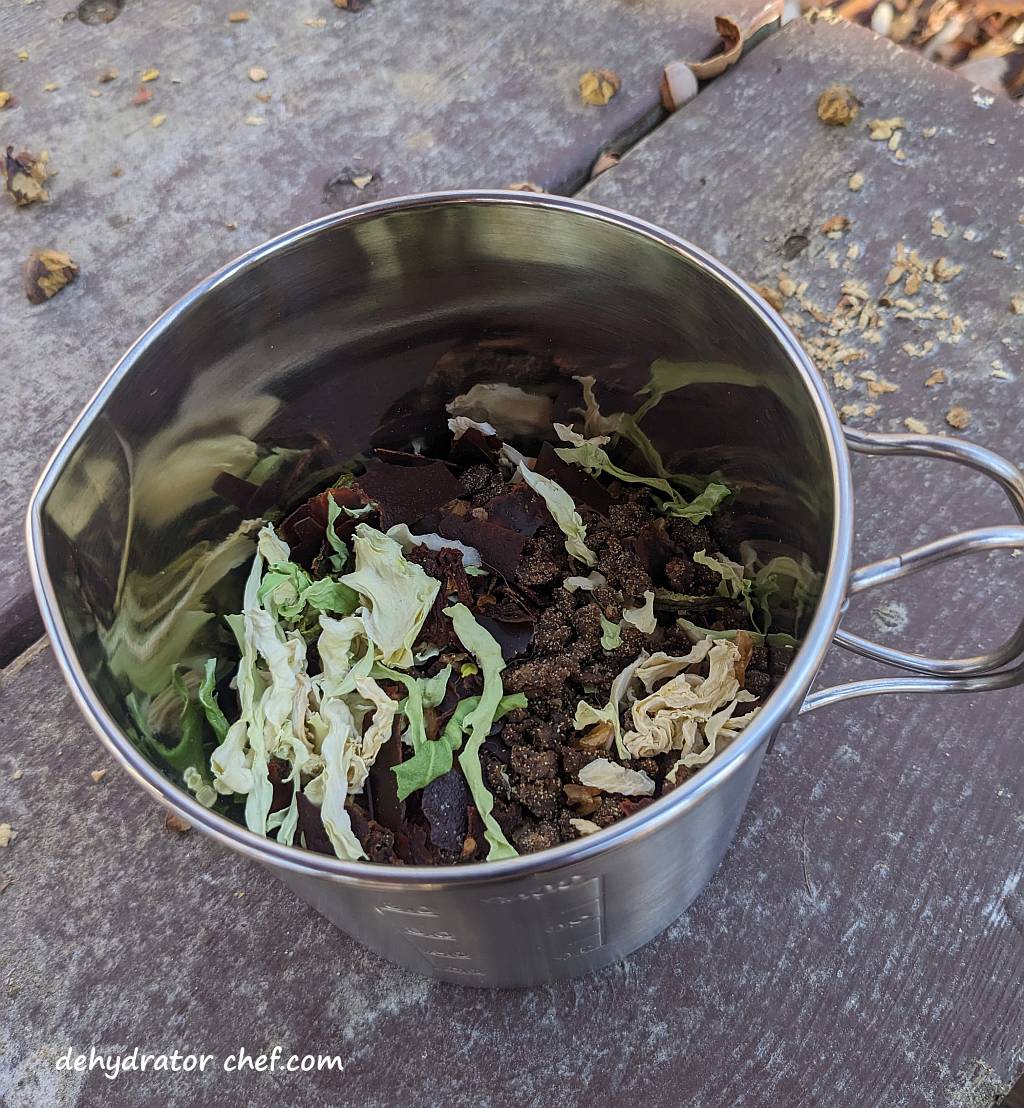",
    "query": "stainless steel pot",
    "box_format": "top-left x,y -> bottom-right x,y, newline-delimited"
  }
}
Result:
27,192 -> 1024,988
